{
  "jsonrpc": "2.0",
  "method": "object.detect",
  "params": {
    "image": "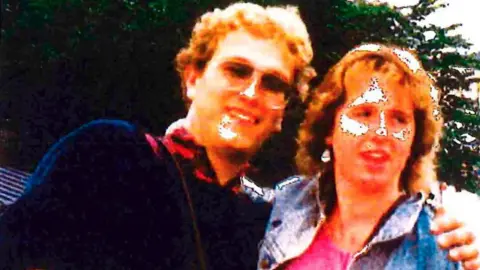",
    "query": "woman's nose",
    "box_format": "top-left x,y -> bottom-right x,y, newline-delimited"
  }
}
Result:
374,111 -> 387,137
